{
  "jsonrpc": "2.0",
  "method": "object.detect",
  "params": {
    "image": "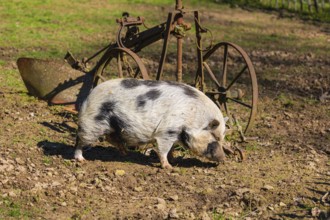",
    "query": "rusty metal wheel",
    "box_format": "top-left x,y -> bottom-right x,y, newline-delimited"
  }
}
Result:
202,42 -> 258,134
93,47 -> 149,87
